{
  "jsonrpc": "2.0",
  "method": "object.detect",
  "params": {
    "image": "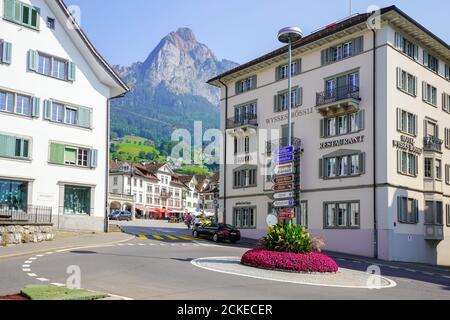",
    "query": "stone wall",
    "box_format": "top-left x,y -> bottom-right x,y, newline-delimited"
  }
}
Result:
0,225 -> 54,246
